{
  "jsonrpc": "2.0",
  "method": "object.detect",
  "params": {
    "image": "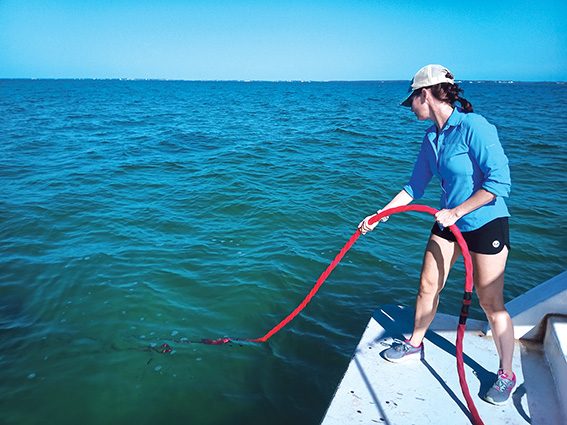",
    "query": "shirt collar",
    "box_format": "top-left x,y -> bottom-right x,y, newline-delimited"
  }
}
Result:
425,106 -> 464,136
443,107 -> 465,130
